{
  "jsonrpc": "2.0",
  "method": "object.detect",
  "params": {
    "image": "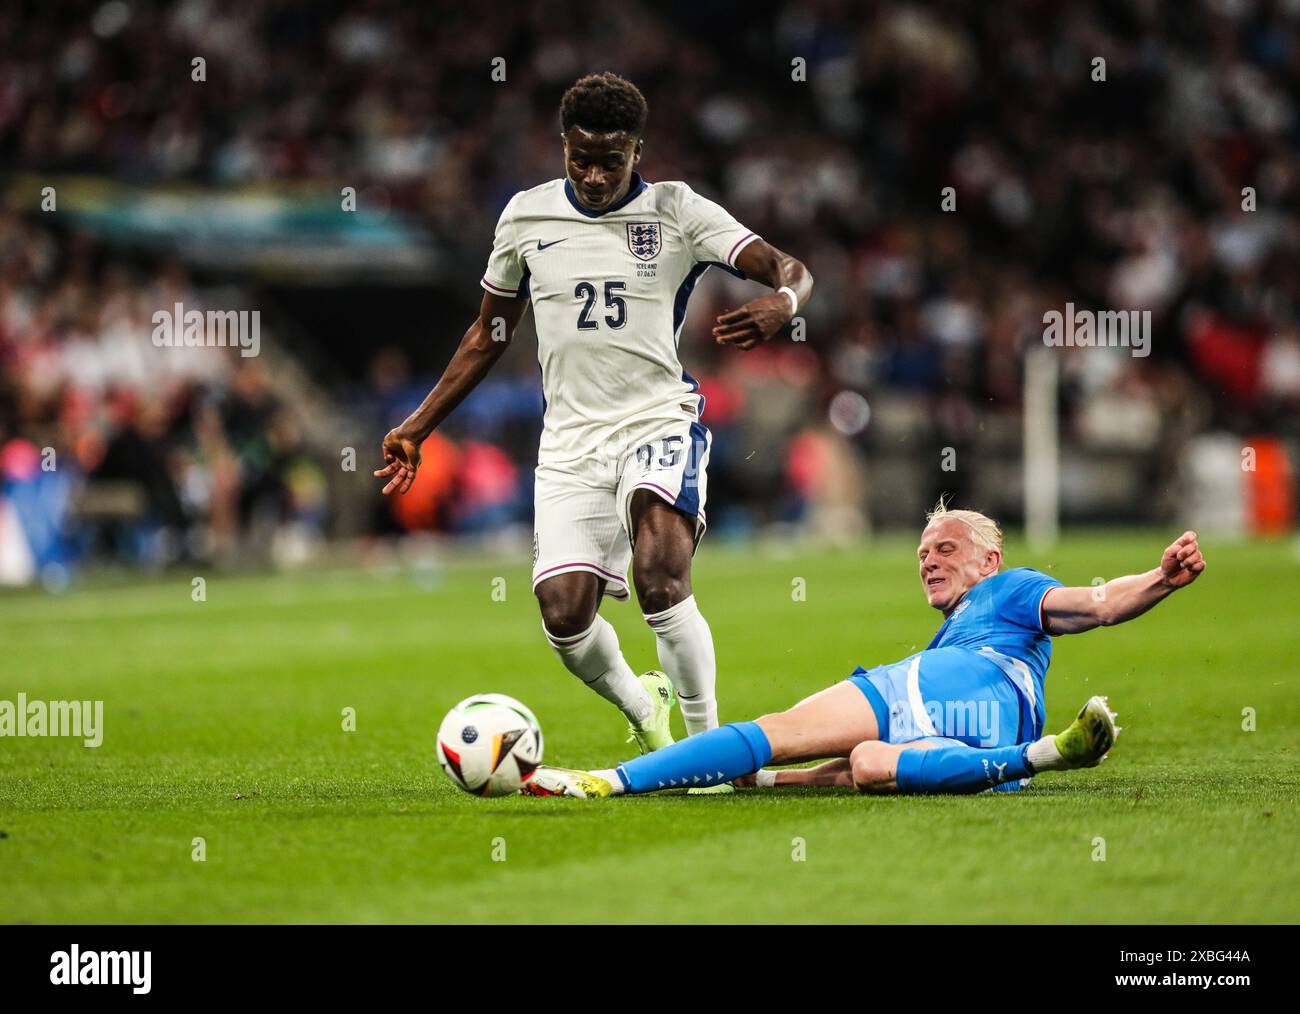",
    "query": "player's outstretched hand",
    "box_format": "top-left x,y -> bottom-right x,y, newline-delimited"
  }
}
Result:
374,428 -> 422,495
1159,530 -> 1206,589
713,293 -> 792,350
